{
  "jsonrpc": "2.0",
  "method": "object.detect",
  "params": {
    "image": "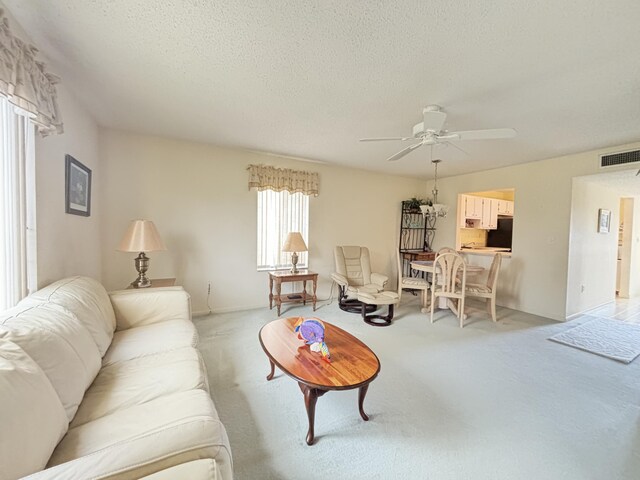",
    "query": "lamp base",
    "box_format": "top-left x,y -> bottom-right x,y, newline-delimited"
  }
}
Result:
290,251 -> 299,274
130,277 -> 151,288
131,252 -> 151,288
